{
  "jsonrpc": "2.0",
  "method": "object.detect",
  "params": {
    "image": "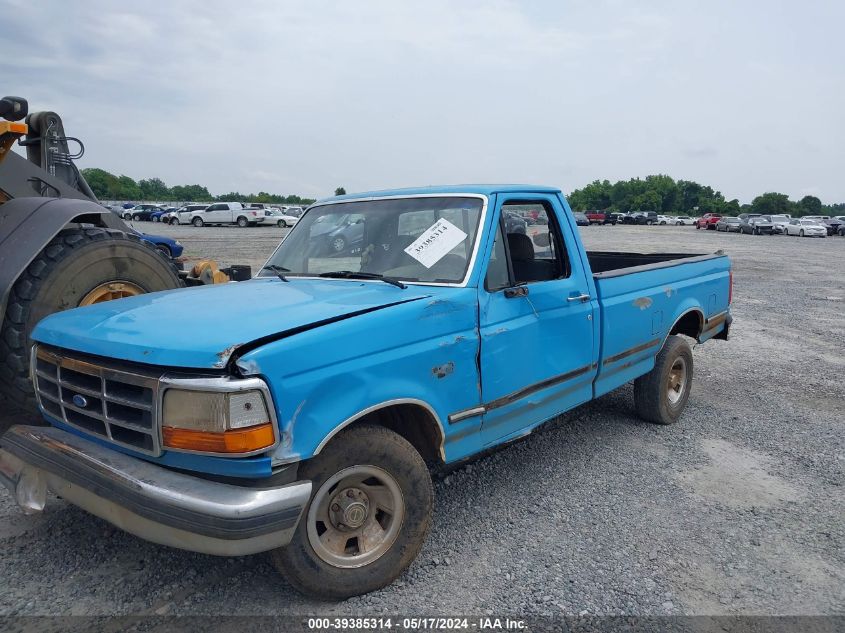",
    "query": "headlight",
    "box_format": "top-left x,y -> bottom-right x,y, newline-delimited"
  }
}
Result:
162,388 -> 276,454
